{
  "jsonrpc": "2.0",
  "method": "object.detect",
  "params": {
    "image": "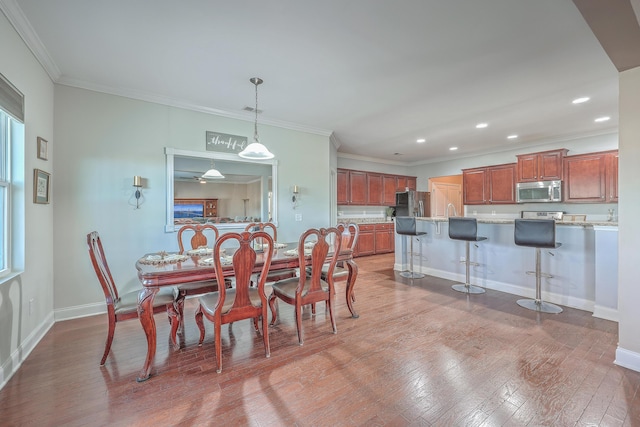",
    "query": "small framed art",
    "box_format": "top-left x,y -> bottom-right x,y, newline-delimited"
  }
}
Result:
37,137 -> 48,160
33,169 -> 50,204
